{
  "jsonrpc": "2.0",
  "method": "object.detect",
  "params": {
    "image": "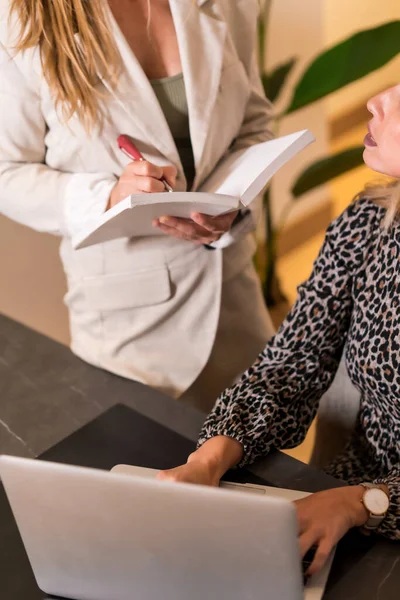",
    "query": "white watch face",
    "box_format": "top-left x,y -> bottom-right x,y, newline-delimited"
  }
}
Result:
364,488 -> 390,515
